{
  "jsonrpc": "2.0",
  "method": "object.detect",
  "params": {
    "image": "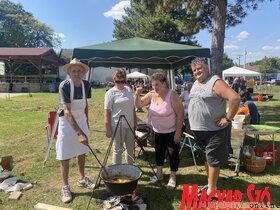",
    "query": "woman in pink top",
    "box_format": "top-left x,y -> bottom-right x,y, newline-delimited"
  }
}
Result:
135,72 -> 184,190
